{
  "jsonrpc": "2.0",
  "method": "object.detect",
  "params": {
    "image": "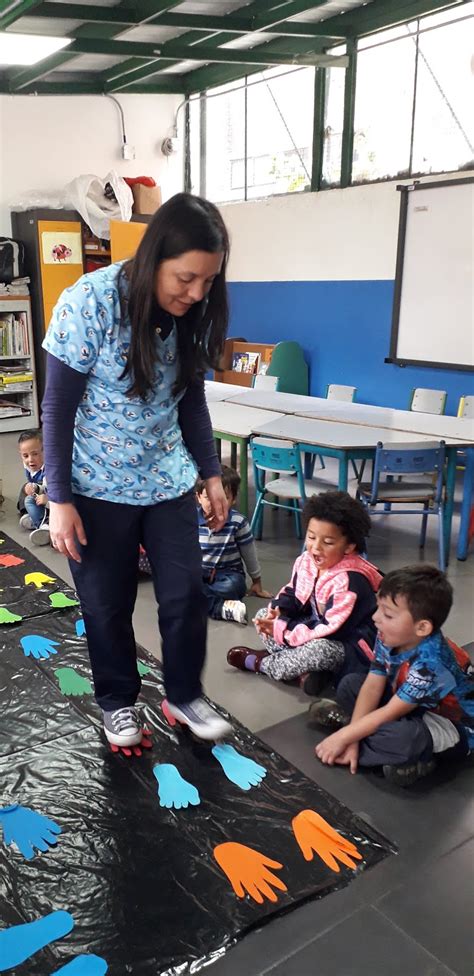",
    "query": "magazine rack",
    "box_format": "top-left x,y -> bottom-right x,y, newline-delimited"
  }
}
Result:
213,339 -> 308,395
